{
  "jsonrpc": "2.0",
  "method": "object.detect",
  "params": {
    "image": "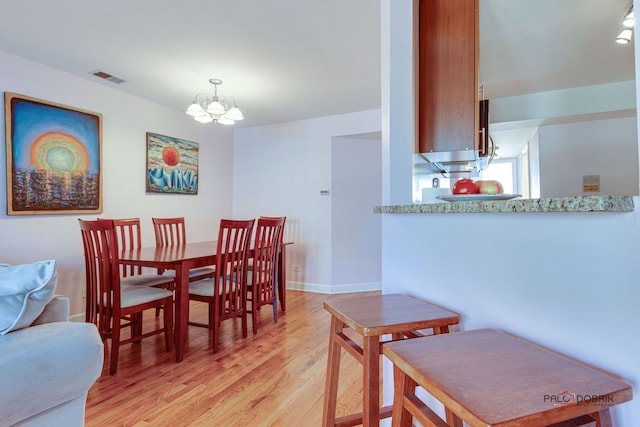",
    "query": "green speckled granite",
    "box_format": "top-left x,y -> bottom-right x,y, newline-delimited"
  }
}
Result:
374,196 -> 634,214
